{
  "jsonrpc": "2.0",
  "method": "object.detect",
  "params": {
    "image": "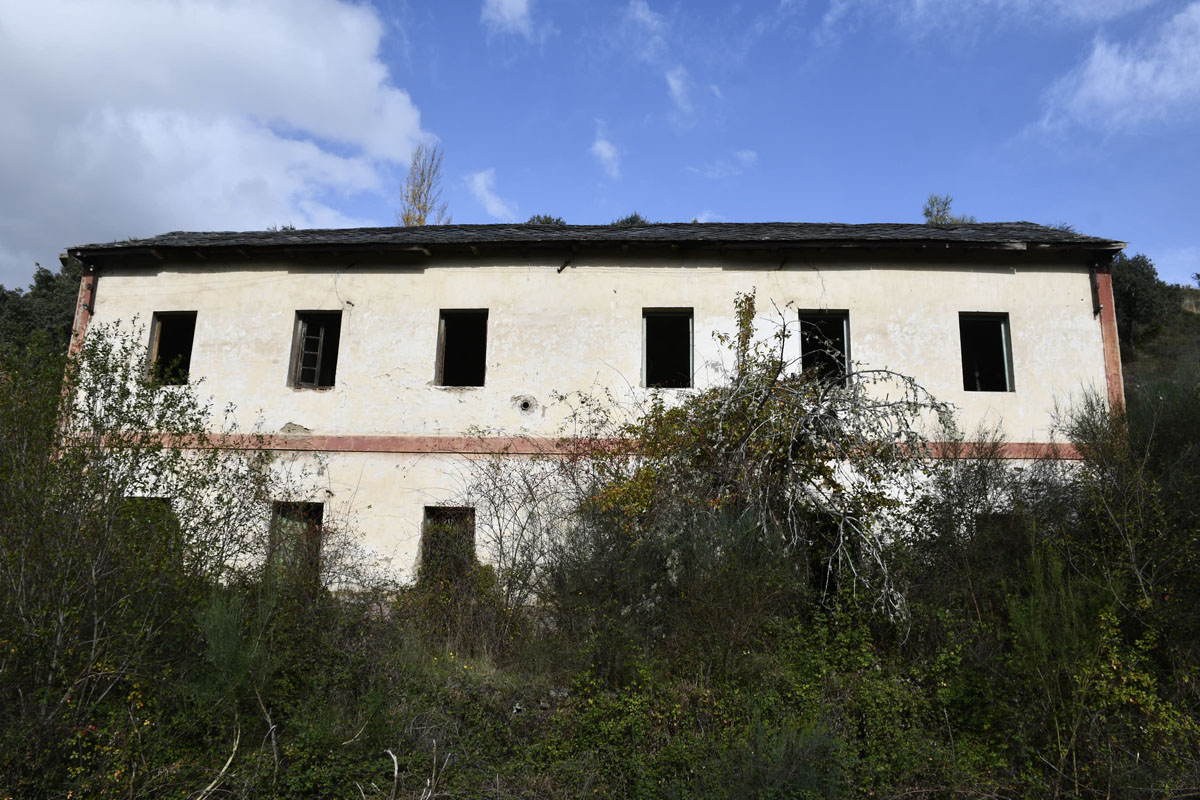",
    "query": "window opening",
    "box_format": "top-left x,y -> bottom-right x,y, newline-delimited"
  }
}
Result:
420,506 -> 476,584
291,311 -> 342,389
117,497 -> 183,557
959,313 -> 1013,392
436,310 -> 488,387
268,501 -> 323,592
643,309 -> 693,388
798,311 -> 850,380
149,311 -> 197,385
